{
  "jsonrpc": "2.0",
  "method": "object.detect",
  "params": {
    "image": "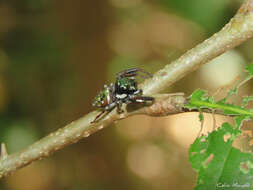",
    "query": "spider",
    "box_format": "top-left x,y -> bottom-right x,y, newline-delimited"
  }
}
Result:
91,68 -> 154,123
